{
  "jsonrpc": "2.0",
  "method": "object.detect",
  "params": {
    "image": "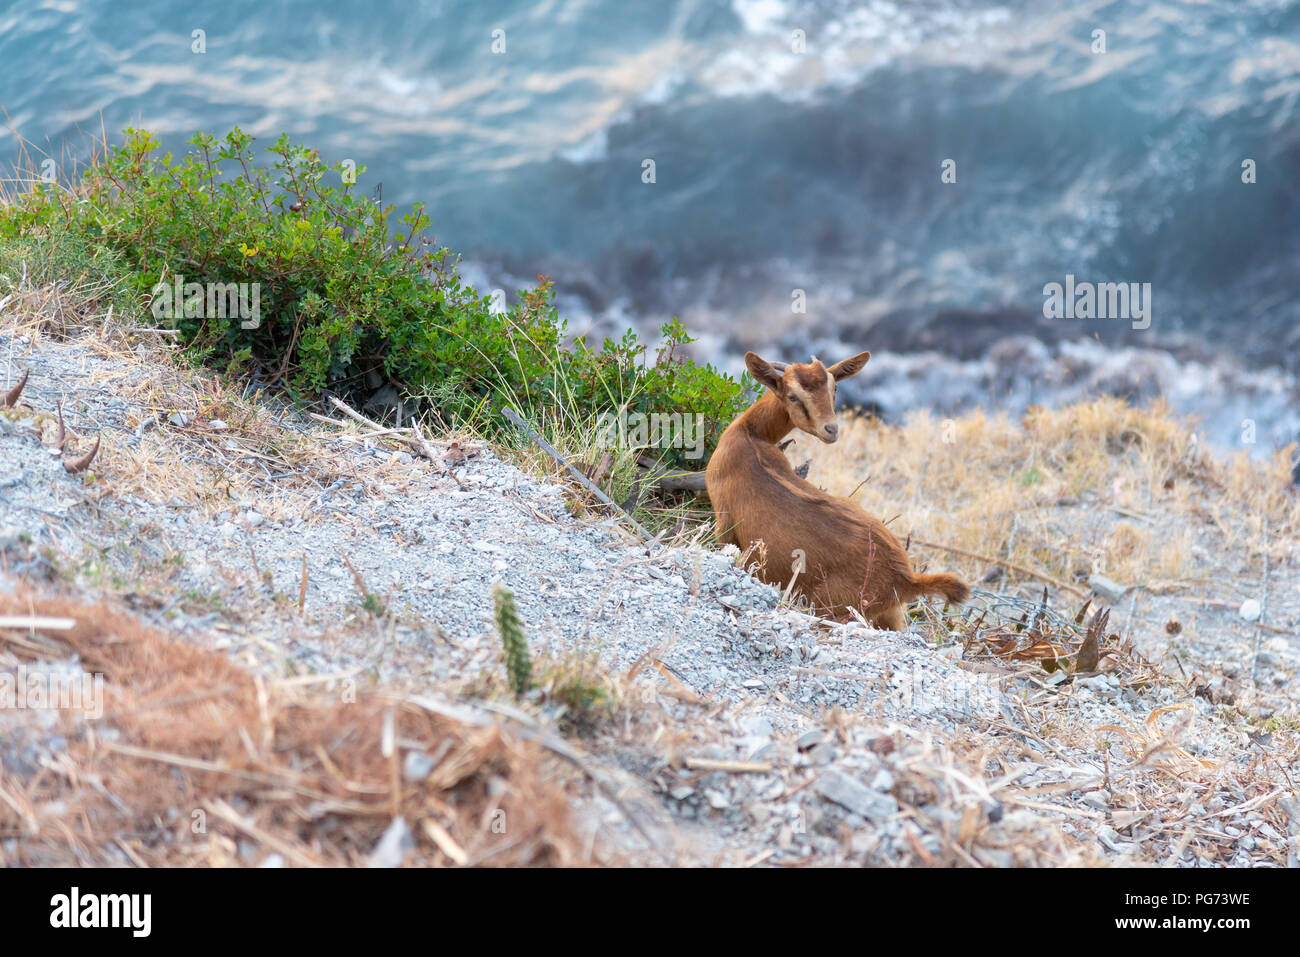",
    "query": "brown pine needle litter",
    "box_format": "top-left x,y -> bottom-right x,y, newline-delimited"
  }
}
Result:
0,586 -> 582,867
